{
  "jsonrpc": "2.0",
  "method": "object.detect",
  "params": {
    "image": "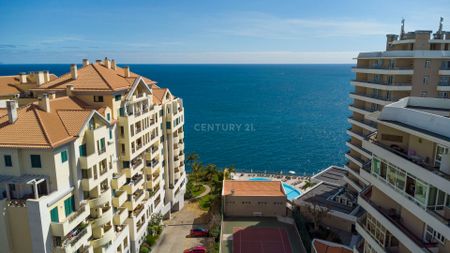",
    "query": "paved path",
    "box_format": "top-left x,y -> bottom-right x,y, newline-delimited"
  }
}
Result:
191,184 -> 211,200
152,202 -> 214,252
